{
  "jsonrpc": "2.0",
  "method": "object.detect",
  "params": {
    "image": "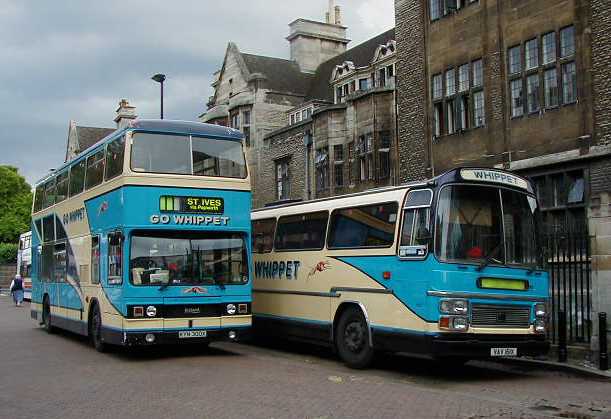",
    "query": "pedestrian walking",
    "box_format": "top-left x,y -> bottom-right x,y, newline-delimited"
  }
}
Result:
10,274 -> 24,307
